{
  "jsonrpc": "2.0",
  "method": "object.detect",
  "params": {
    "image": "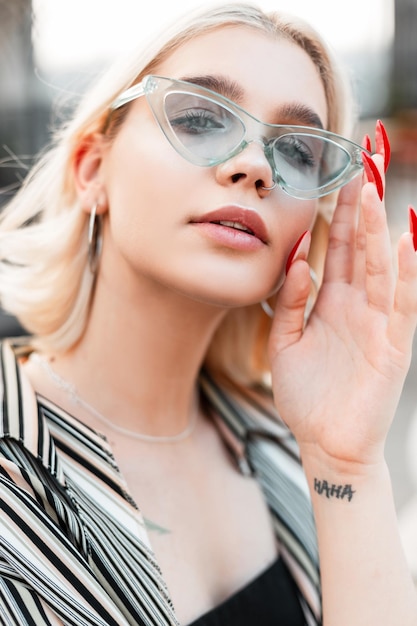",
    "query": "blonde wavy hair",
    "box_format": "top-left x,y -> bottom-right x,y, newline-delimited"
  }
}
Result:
0,2 -> 355,386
